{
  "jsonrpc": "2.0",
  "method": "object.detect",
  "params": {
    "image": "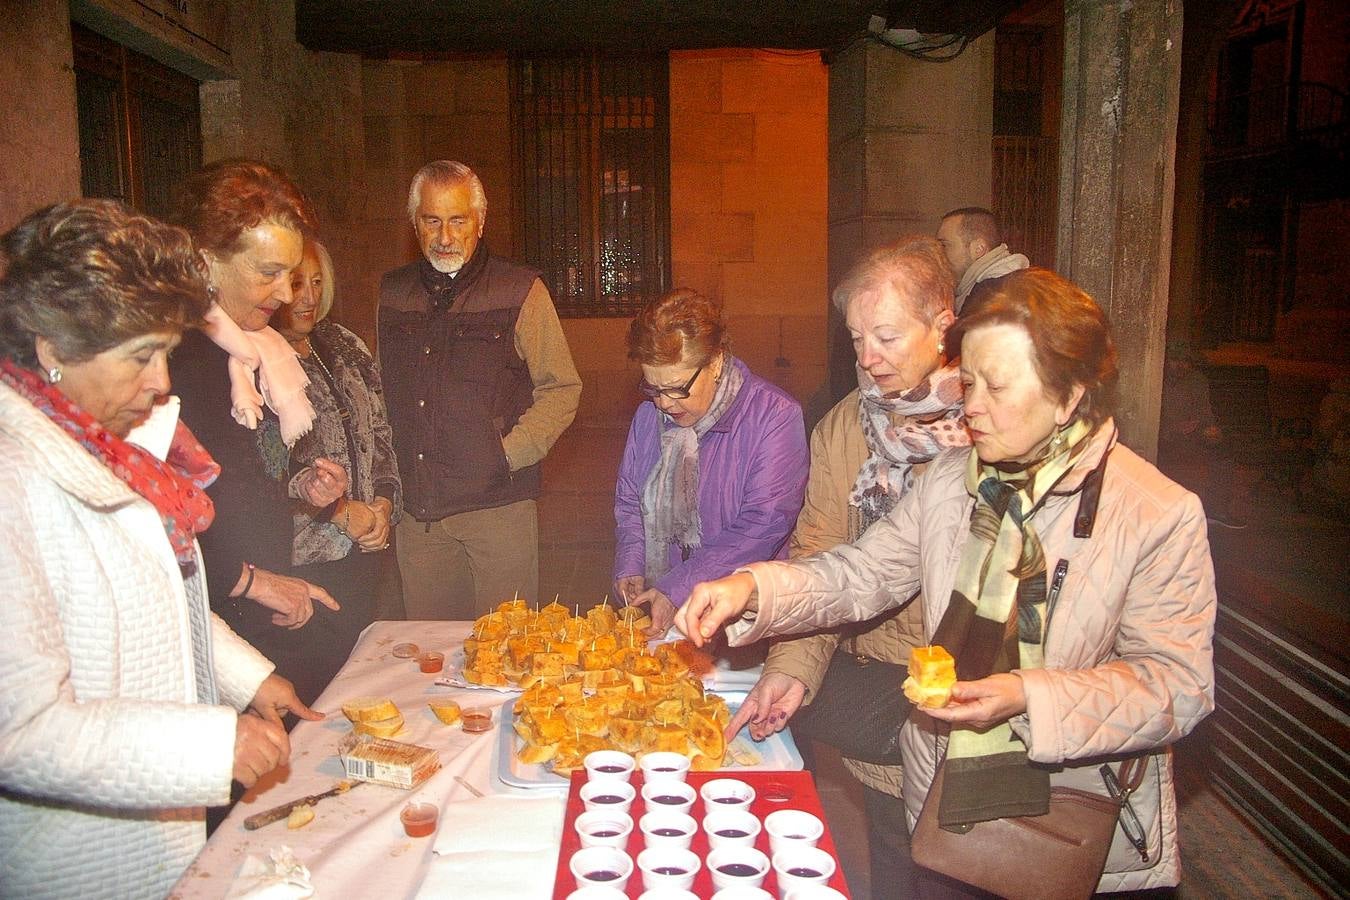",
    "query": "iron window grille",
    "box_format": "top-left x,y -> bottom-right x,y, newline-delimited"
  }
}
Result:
510,53 -> 671,318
